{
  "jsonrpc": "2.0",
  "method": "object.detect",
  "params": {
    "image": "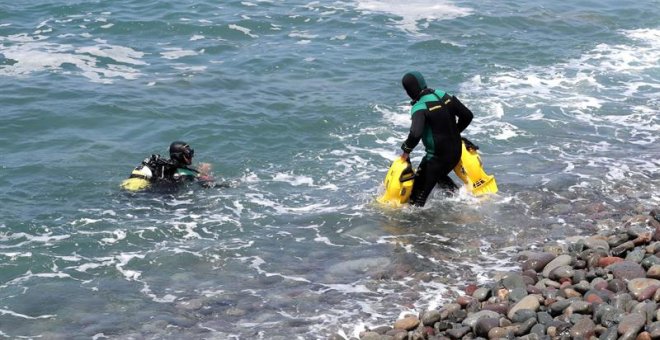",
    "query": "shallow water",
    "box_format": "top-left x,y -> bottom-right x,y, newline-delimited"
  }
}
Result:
1,0 -> 659,338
